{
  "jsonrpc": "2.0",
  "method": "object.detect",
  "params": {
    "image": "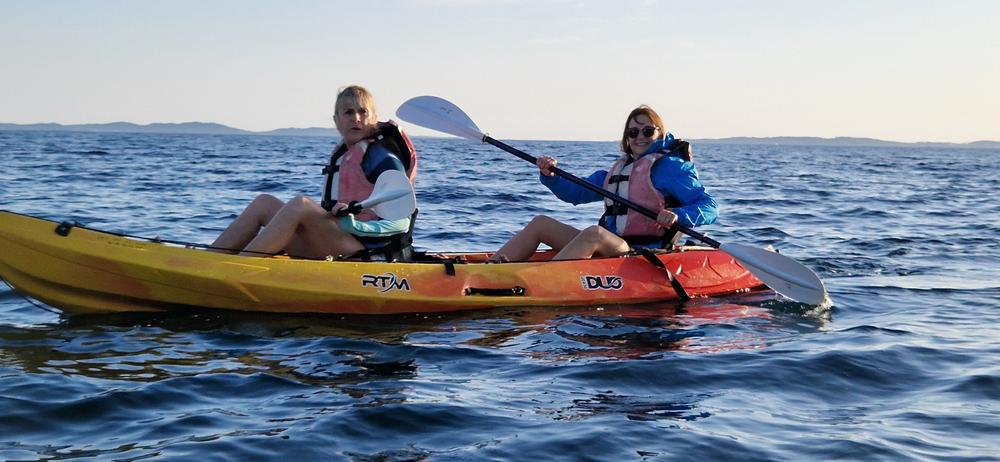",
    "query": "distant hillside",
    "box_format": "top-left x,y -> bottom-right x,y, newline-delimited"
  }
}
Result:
0,122 -> 997,148
259,127 -> 338,137
696,136 -> 1000,149
967,140 -> 1000,149
0,122 -> 336,138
